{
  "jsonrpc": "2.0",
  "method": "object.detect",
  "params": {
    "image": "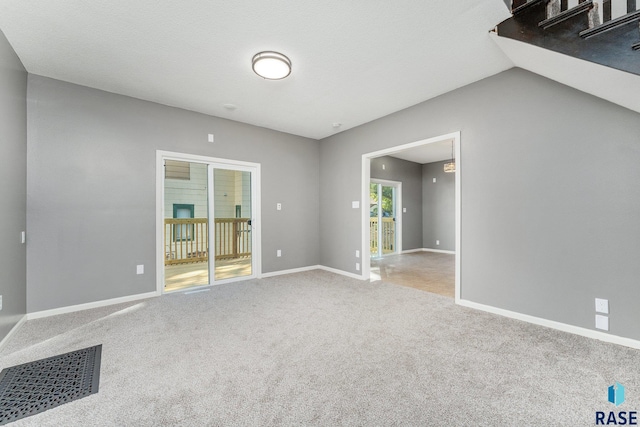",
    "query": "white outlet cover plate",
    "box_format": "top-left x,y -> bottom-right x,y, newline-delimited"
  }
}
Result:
595,314 -> 609,331
352,201 -> 359,209
595,298 -> 609,314
136,265 -> 144,275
